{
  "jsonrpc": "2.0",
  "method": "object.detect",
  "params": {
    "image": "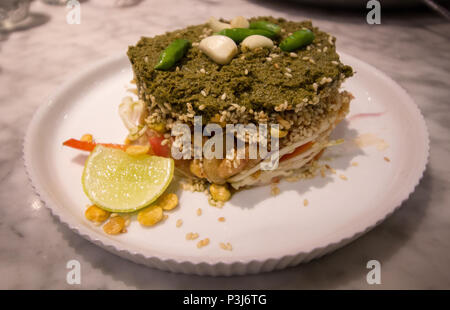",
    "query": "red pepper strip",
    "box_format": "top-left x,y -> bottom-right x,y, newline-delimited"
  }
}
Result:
62,139 -> 127,152
280,141 -> 314,162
